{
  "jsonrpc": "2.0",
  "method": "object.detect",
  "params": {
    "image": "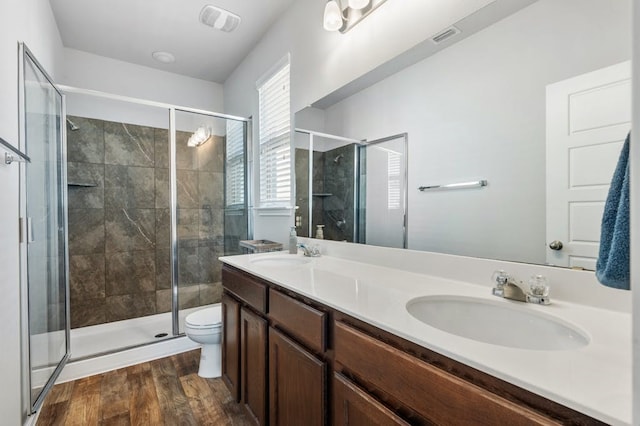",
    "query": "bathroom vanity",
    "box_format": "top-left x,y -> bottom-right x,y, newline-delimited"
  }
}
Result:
220,245 -> 630,425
